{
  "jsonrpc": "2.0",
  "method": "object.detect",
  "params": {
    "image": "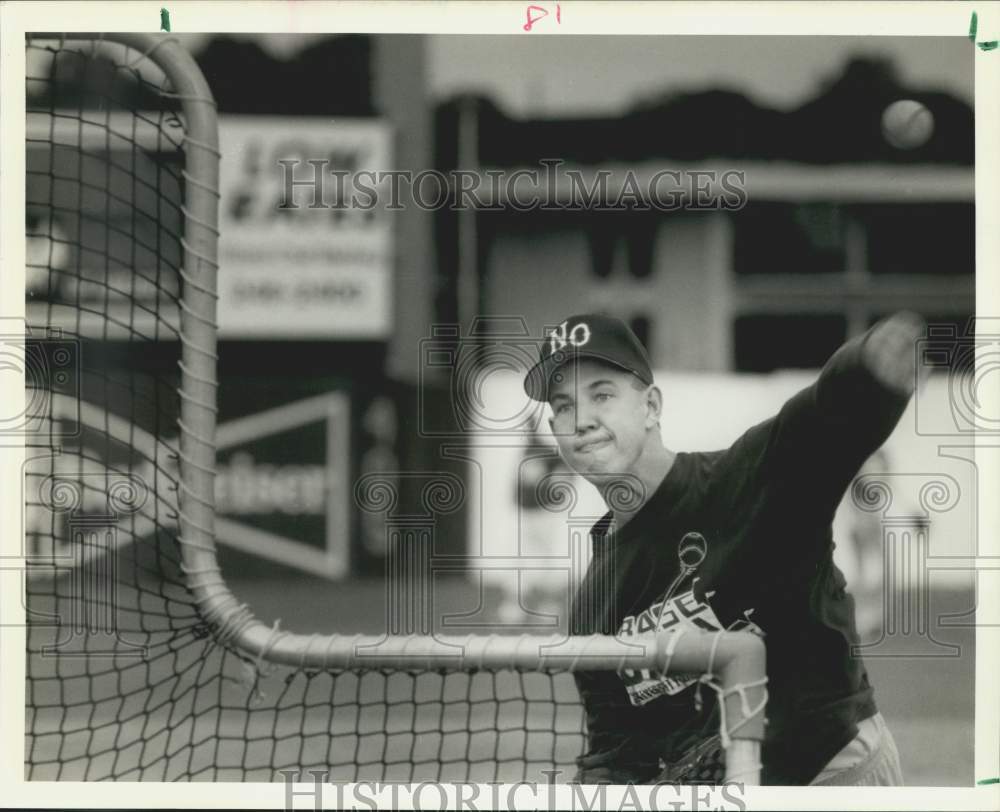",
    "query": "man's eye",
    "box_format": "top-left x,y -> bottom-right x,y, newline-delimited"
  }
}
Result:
594,392 -> 613,402
554,403 -> 572,415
